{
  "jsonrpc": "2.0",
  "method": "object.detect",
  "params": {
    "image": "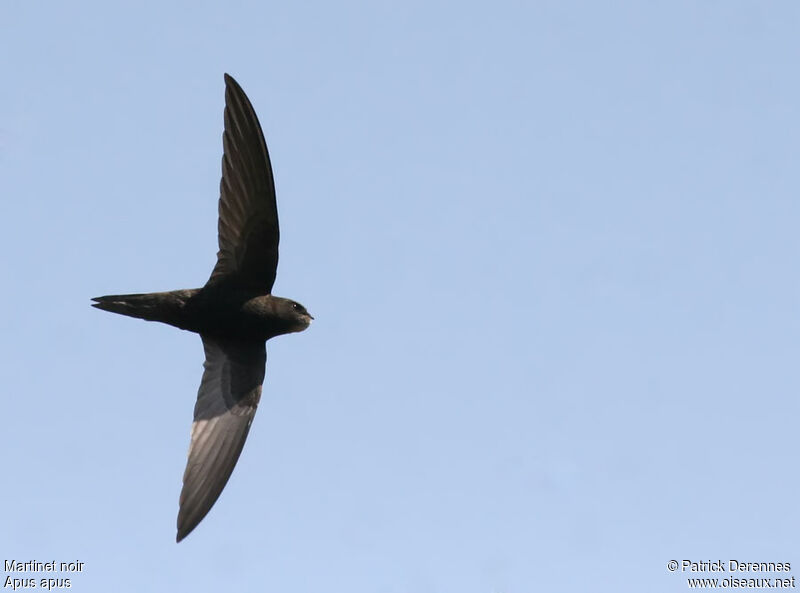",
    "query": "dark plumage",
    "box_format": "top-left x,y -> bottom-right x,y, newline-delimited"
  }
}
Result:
92,74 -> 312,542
